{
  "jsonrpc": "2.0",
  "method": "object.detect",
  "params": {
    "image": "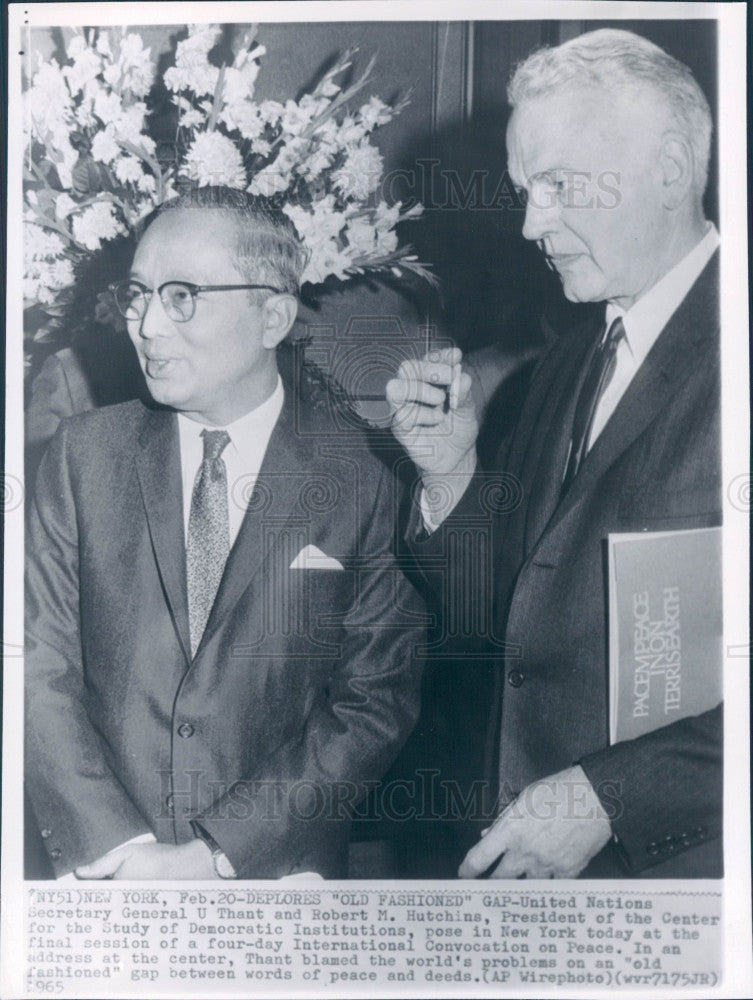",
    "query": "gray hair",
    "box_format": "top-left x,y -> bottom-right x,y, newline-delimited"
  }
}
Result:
508,29 -> 712,192
154,186 -> 309,295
